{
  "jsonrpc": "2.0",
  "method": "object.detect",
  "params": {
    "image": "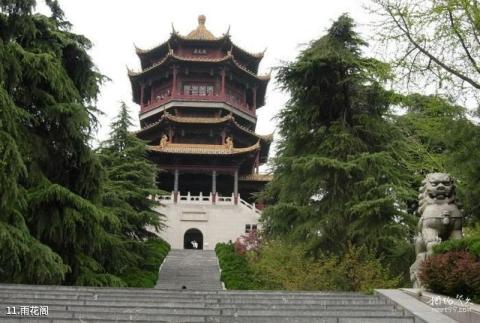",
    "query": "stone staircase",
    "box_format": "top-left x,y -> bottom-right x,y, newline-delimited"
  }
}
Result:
0,284 -> 418,322
155,249 -> 222,290
0,249 -> 456,322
